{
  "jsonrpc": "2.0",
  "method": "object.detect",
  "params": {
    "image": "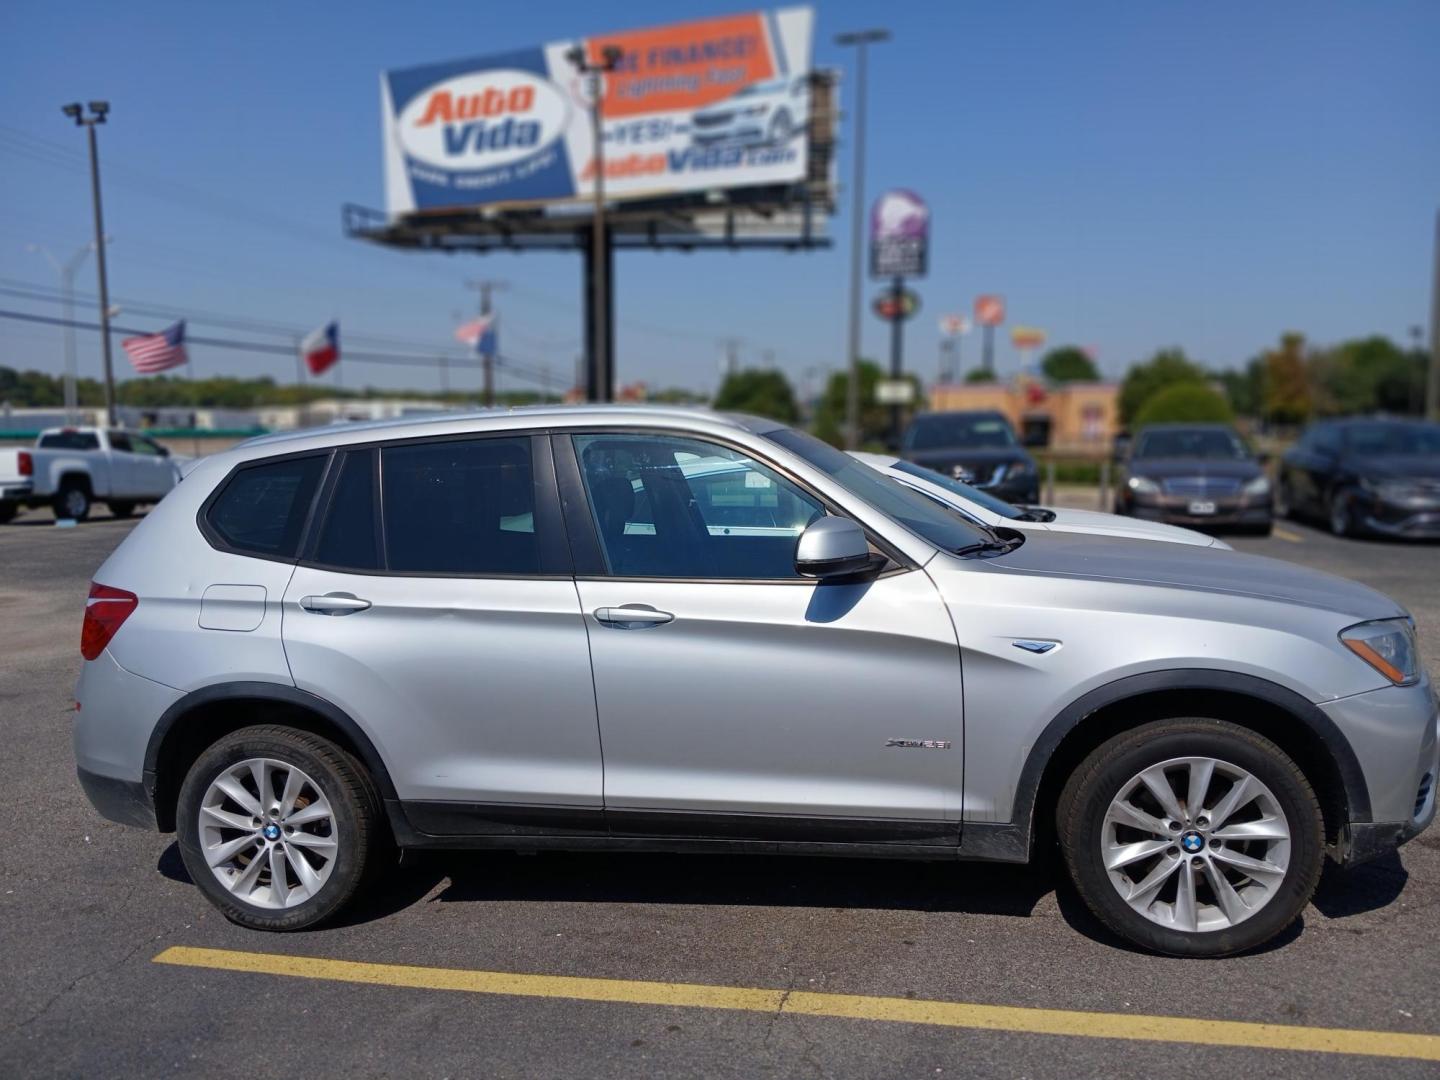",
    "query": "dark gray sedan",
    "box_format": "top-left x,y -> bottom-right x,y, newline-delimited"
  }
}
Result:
1116,423 -> 1274,535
